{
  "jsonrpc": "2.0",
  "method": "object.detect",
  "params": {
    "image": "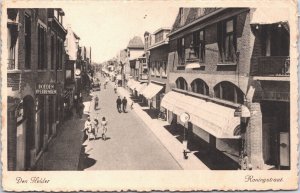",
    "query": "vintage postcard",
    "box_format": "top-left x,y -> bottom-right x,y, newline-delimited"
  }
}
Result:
1,0 -> 298,191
